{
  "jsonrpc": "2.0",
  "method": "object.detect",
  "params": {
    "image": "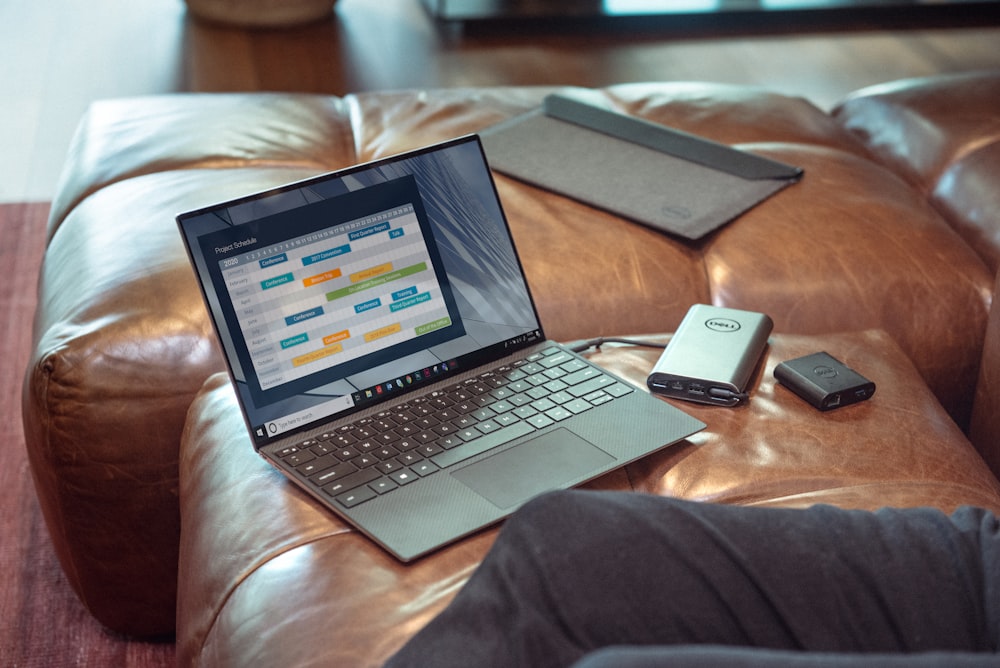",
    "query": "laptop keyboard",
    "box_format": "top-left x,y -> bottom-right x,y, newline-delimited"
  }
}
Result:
272,346 -> 634,509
